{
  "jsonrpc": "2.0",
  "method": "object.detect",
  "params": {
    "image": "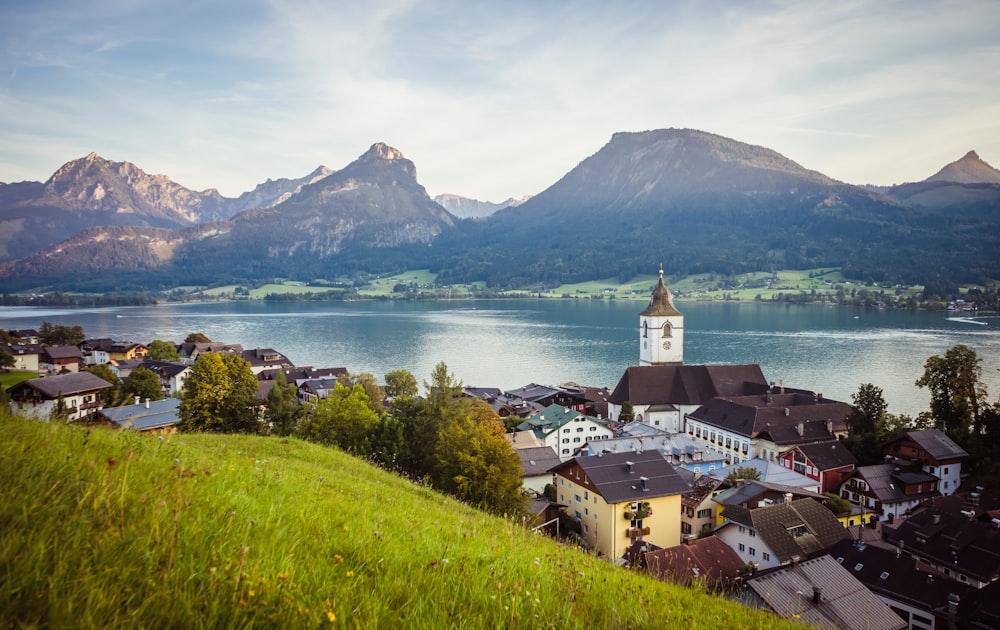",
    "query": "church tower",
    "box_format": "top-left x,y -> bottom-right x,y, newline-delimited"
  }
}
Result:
639,266 -> 684,365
